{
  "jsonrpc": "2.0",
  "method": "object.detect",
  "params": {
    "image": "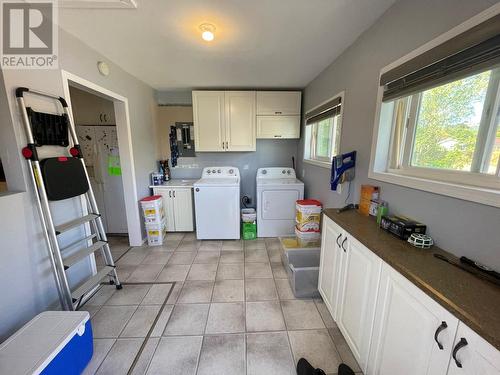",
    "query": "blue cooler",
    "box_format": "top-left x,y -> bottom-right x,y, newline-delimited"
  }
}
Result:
0,311 -> 93,375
